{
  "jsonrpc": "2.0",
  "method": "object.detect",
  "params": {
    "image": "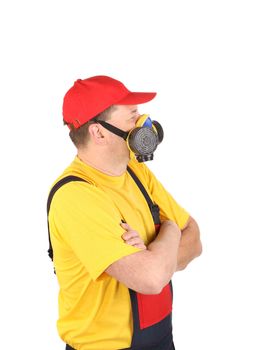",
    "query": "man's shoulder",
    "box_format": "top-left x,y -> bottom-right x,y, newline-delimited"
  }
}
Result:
48,175 -> 114,224
47,159 -> 103,216
49,157 -> 96,191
